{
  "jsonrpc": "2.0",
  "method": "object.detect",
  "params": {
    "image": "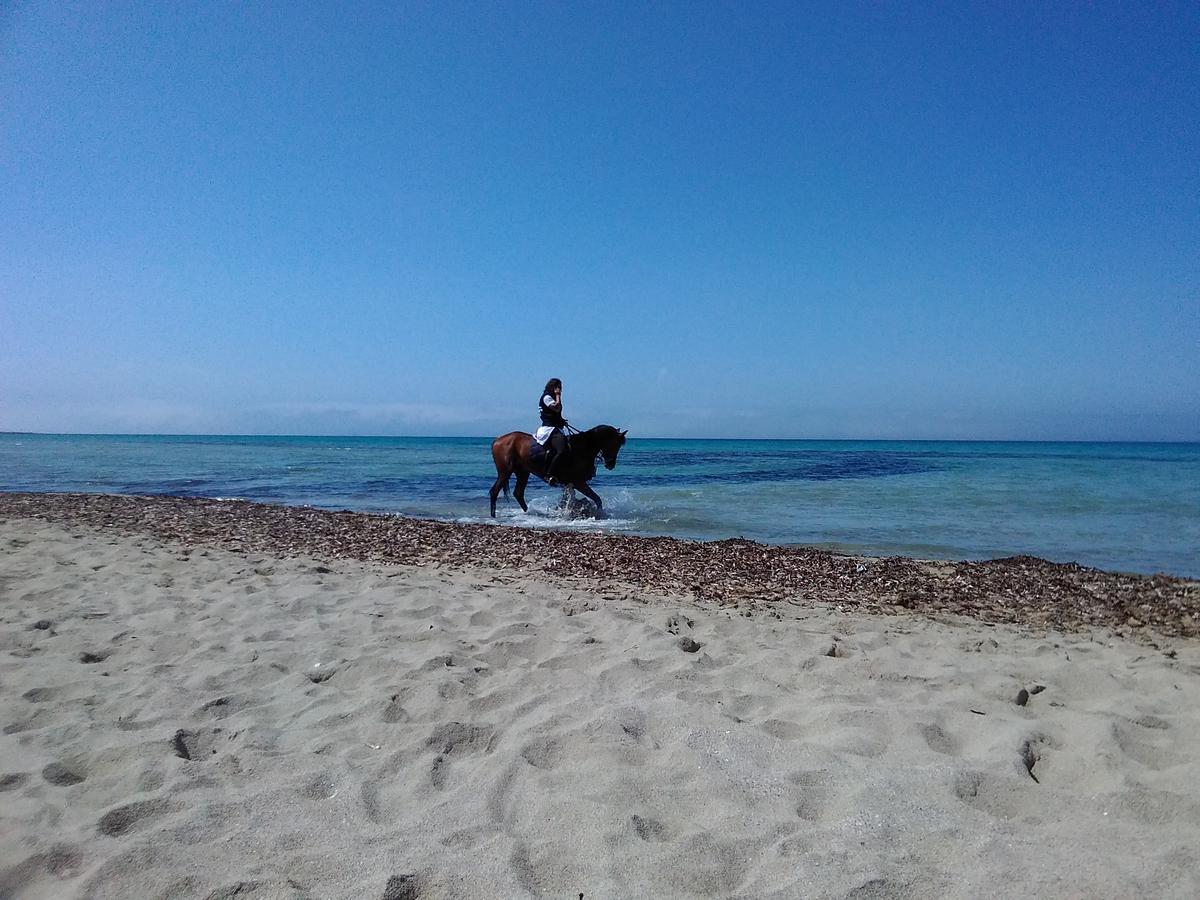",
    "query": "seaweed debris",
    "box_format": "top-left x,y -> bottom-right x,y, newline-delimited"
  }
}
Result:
2,492 -> 1196,640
